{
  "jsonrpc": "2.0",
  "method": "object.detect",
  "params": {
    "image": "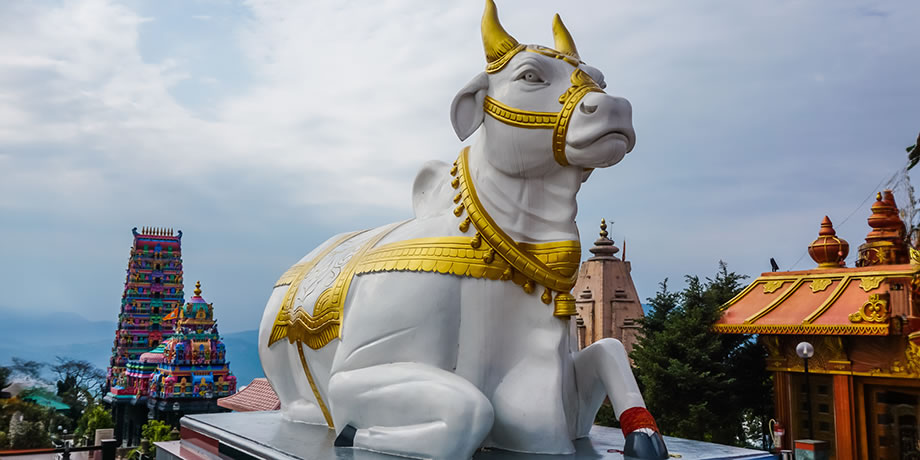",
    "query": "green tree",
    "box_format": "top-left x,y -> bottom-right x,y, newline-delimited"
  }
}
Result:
9,418 -> 51,449
9,358 -> 44,381
51,358 -> 106,429
142,419 -> 177,443
0,365 -> 10,391
52,357 -> 106,399
631,262 -> 772,447
126,420 -> 179,459
74,404 -> 114,443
